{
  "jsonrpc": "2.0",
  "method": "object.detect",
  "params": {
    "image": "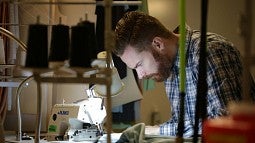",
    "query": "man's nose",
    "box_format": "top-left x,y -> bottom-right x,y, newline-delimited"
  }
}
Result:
136,69 -> 145,79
